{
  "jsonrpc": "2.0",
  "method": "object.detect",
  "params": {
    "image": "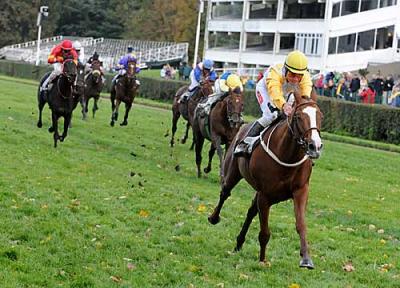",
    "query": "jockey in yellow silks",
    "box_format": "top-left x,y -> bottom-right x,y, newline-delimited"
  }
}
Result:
234,50 -> 313,156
